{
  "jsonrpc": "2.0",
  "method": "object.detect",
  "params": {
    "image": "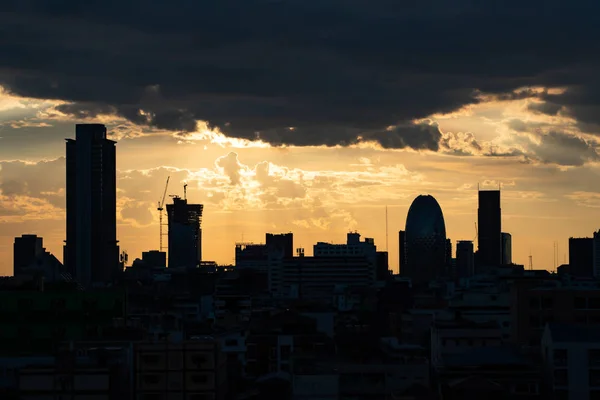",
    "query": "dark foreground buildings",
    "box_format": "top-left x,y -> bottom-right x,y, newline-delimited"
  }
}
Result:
63,124 -> 119,287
